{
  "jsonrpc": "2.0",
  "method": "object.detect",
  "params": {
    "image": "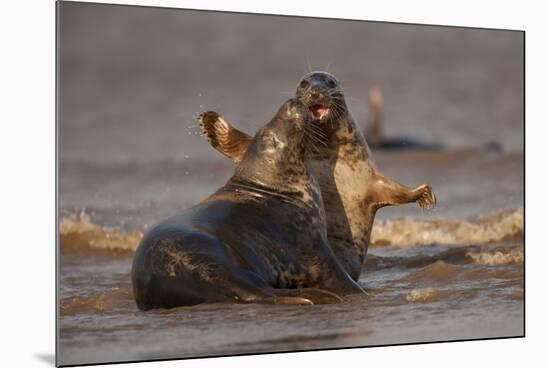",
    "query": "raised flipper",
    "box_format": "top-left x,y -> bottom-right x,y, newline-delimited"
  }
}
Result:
199,111 -> 253,163
370,174 -> 436,210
